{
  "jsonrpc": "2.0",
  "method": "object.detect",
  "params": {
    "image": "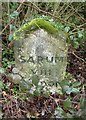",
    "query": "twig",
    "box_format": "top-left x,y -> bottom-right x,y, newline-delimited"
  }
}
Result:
50,96 -> 79,104
22,2 -> 84,31
0,0 -> 25,35
72,51 -> 86,63
70,4 -> 86,22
